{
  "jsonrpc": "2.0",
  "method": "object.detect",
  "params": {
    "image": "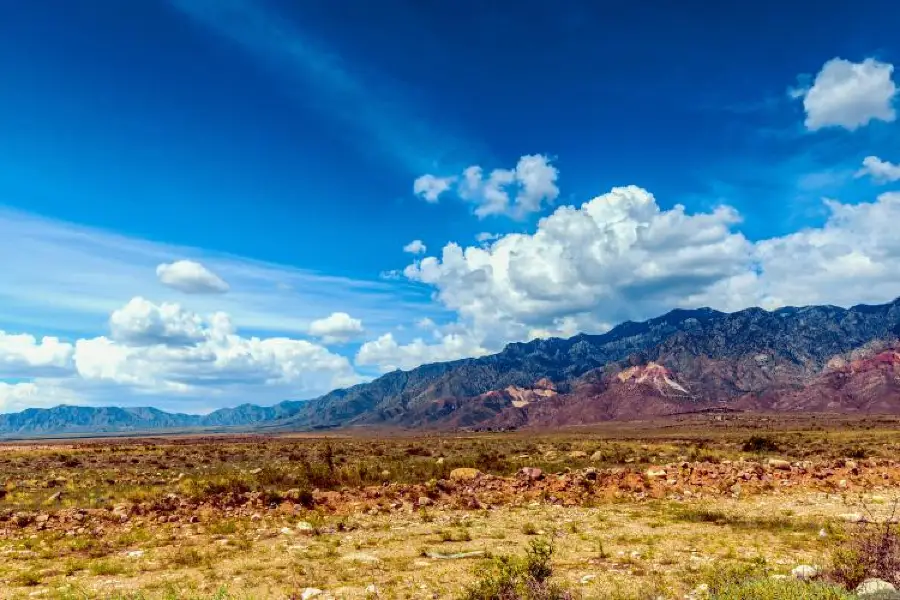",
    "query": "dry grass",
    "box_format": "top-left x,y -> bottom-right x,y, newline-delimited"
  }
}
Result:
1,417 -> 899,598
